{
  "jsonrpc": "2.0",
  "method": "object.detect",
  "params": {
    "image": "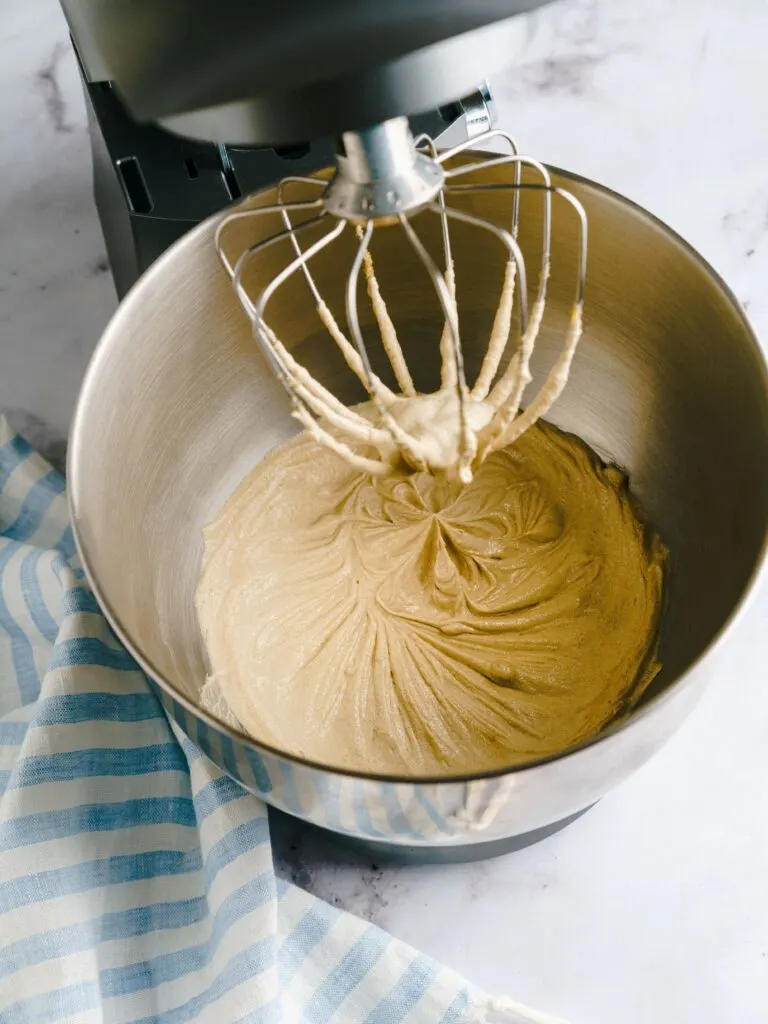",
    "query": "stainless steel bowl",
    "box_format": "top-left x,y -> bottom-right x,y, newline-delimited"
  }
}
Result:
69,164 -> 768,858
